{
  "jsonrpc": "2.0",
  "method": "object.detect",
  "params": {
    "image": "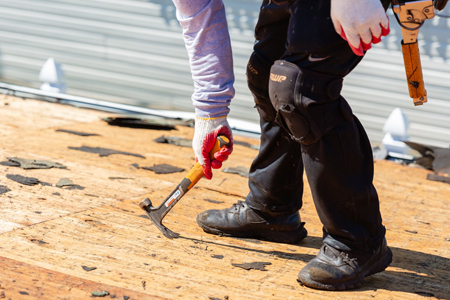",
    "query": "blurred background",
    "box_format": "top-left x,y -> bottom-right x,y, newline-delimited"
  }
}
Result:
0,0 -> 449,147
